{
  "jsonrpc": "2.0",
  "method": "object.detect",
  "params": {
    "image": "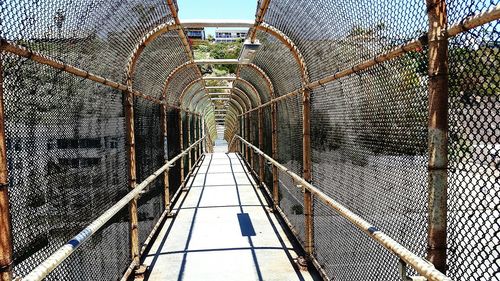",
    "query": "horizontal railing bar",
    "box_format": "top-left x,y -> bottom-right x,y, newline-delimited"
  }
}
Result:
202,76 -> 237,81
119,151 -> 204,281
230,135 -> 451,281
205,86 -> 233,89
21,136 -> 206,281
195,59 -> 241,64
238,4 -> 500,116
181,19 -> 254,28
0,40 -> 199,116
